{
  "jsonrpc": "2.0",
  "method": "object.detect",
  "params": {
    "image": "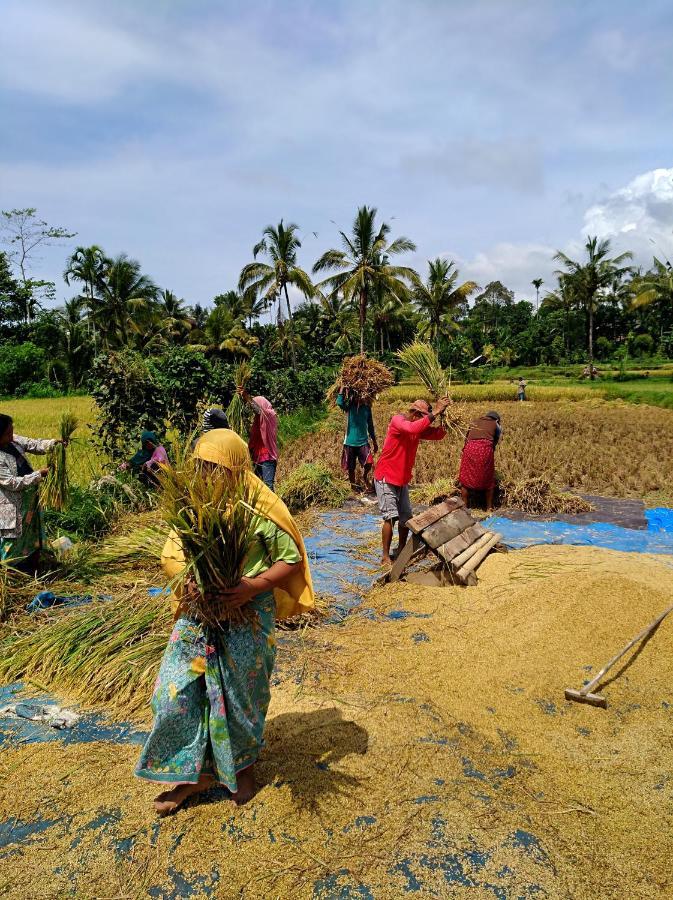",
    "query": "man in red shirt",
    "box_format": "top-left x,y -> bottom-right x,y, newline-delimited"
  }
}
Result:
374,398 -> 451,566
